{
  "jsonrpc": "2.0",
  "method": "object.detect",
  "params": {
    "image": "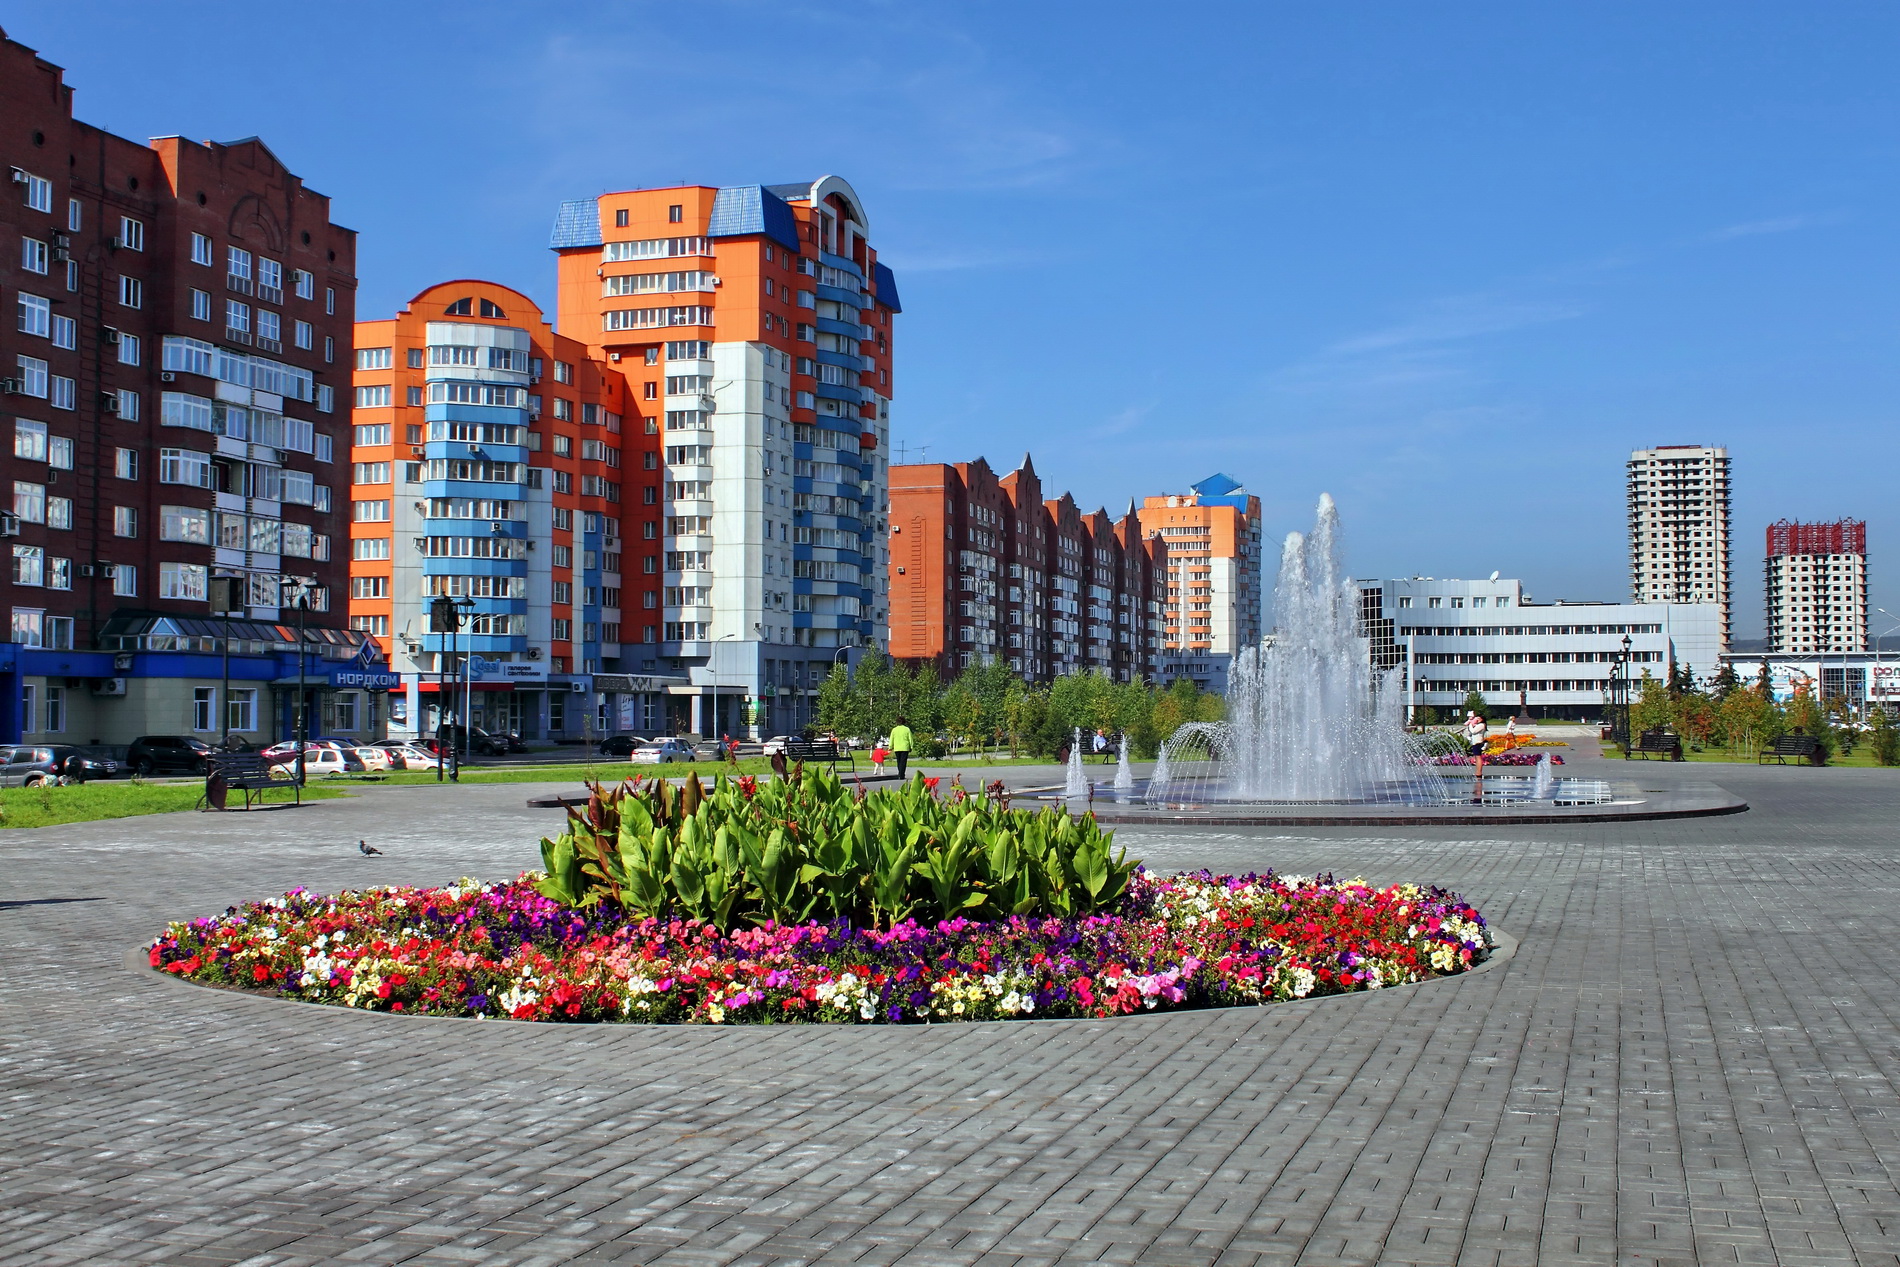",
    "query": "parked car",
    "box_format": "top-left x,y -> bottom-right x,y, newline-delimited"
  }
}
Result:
125,735 -> 213,778
376,744 -> 441,771
628,739 -> 697,765
346,745 -> 392,772
0,745 -> 122,786
265,744 -> 349,780
430,724 -> 522,757
761,735 -> 793,757
596,735 -> 643,756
